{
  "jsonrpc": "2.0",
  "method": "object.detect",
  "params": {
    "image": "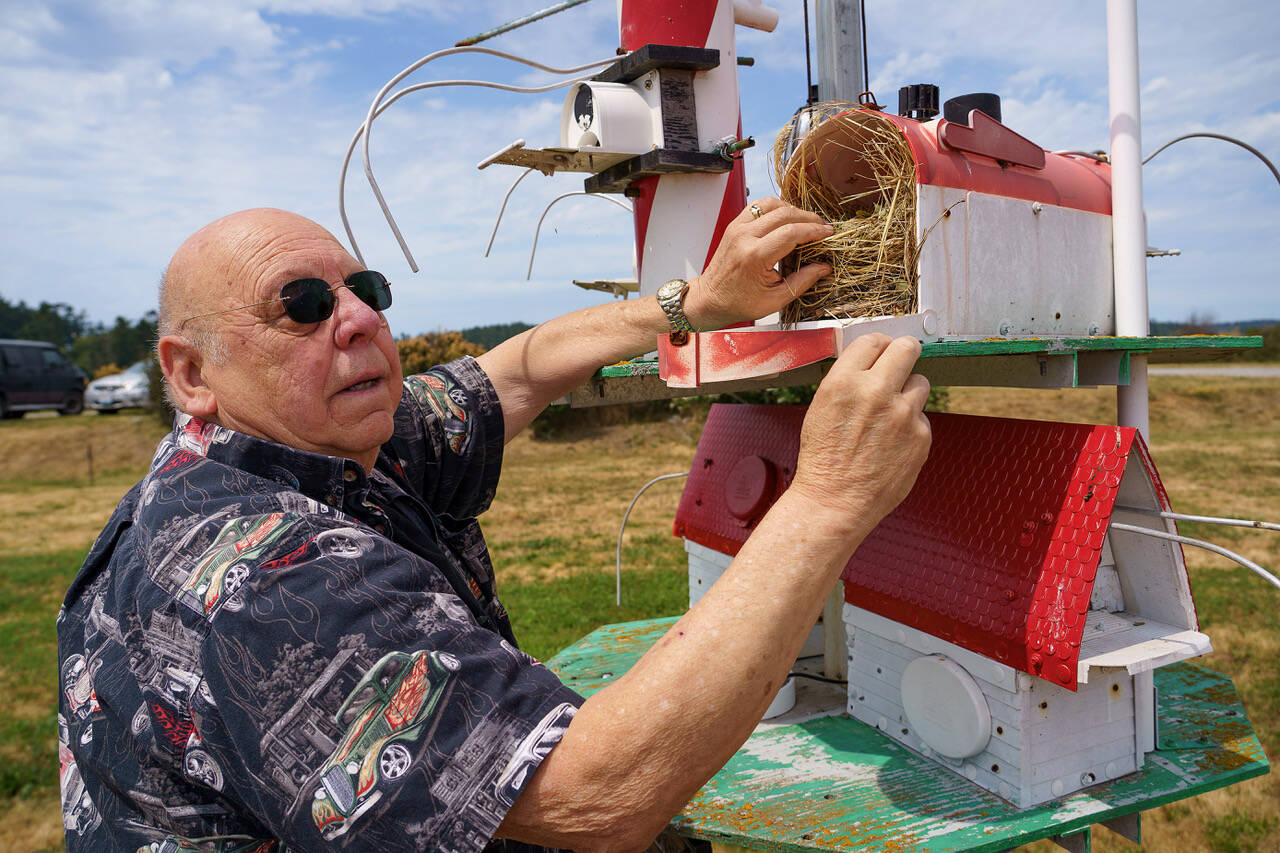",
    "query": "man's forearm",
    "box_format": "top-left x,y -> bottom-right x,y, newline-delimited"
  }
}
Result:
476,294 -> 673,442
497,487 -> 875,850
474,200 -> 835,443
495,335 -> 933,851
